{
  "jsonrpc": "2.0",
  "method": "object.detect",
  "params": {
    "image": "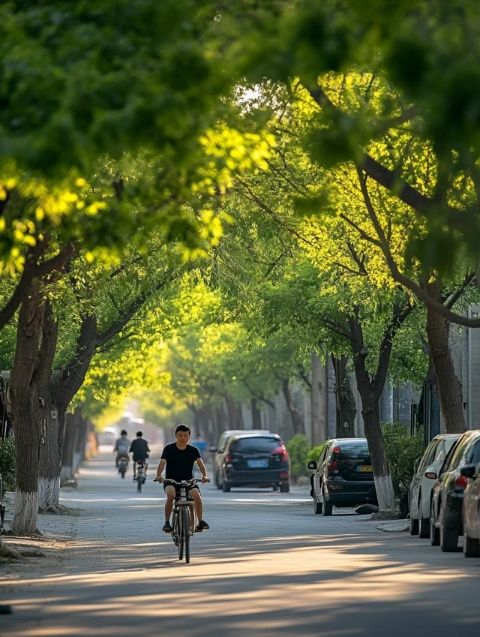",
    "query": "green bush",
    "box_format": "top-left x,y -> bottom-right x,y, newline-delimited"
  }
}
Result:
286,434 -> 311,481
0,437 -> 16,495
382,423 -> 425,517
306,443 -> 327,464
